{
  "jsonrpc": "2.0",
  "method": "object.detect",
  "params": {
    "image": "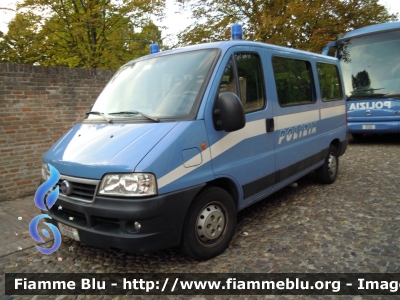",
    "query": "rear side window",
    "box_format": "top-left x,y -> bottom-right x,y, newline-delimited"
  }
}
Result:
317,62 -> 343,101
218,53 -> 265,113
272,56 -> 315,107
